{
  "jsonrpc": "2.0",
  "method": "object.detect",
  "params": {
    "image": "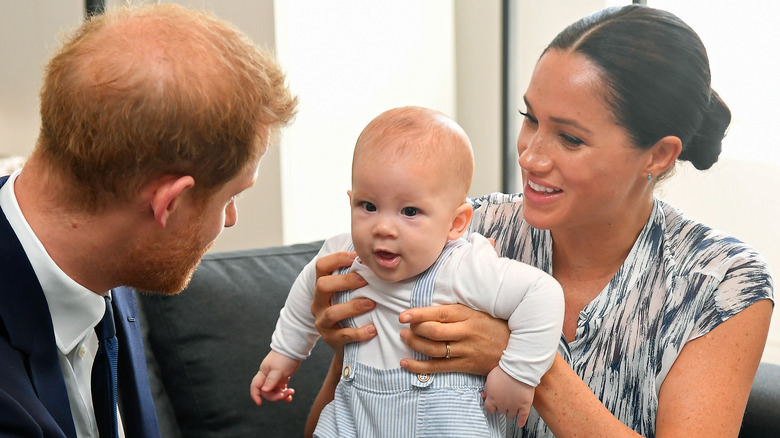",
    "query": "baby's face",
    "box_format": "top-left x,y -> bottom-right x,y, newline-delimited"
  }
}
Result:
349,156 -> 460,283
